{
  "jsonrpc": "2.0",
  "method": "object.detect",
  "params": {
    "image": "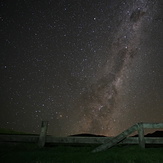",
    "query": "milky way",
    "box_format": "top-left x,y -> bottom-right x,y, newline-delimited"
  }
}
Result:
69,0 -> 161,136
